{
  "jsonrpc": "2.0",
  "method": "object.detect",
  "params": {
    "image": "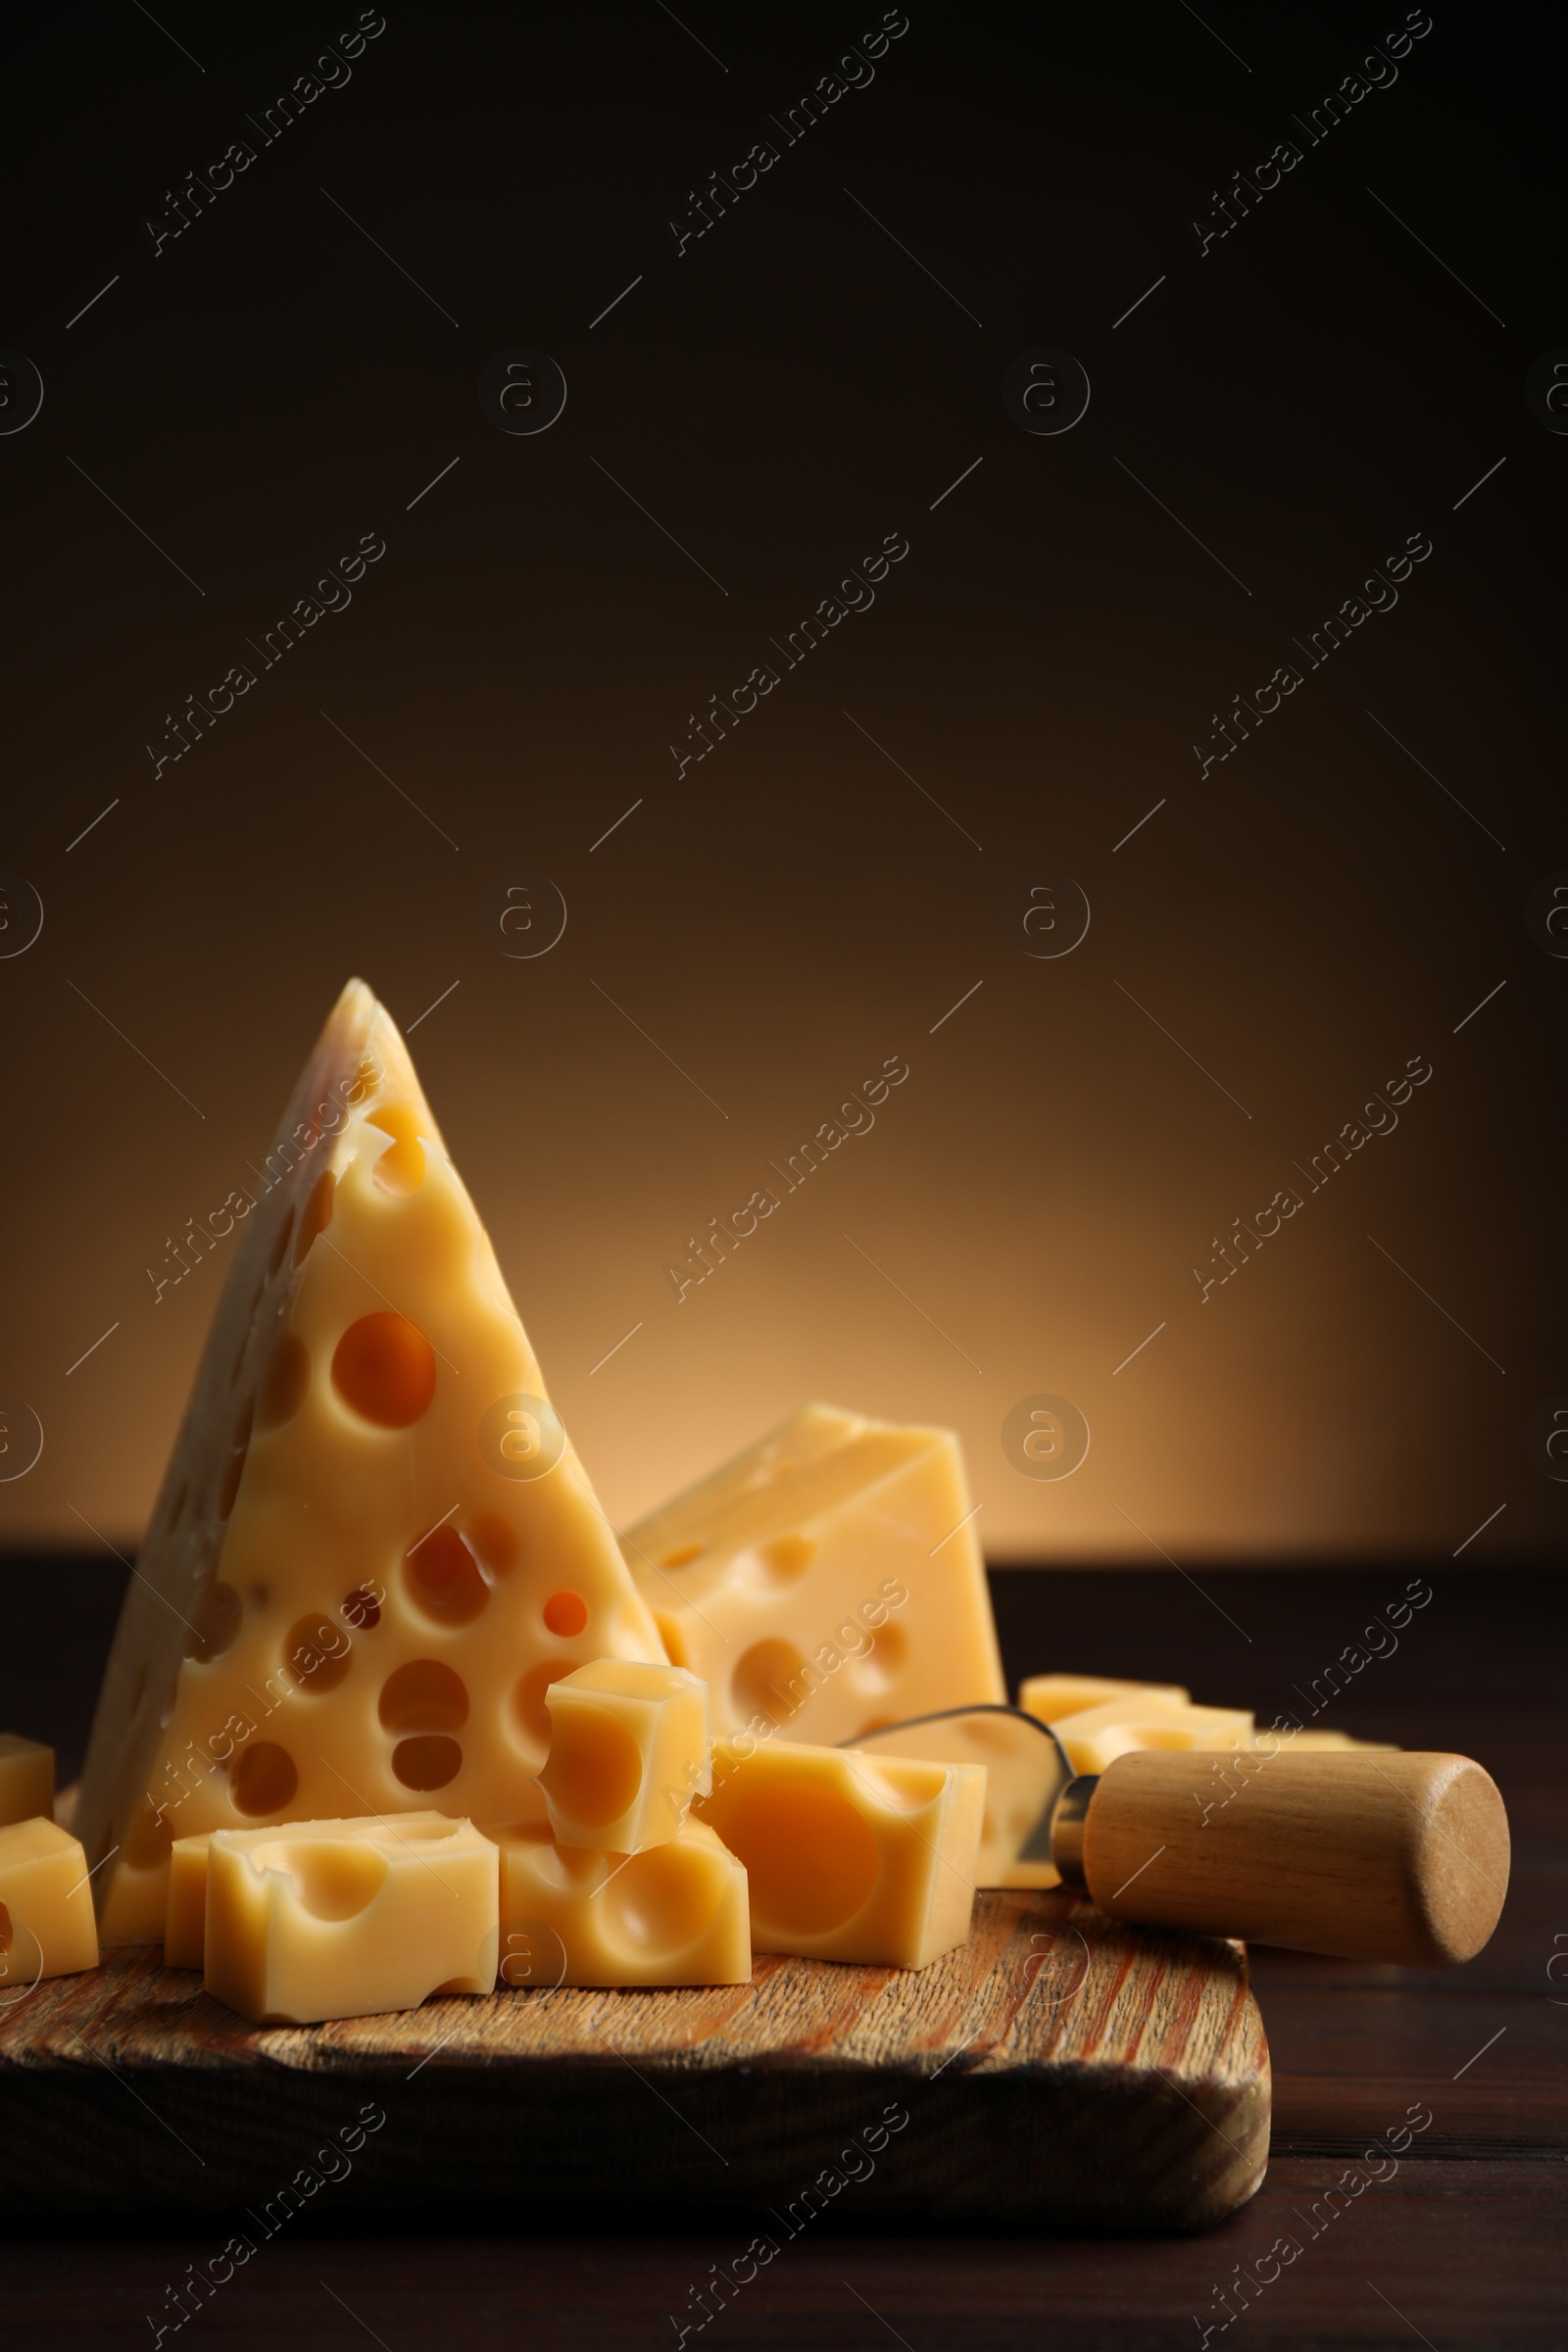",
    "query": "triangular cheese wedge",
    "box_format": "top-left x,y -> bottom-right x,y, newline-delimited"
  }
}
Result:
77,980 -> 665,1940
